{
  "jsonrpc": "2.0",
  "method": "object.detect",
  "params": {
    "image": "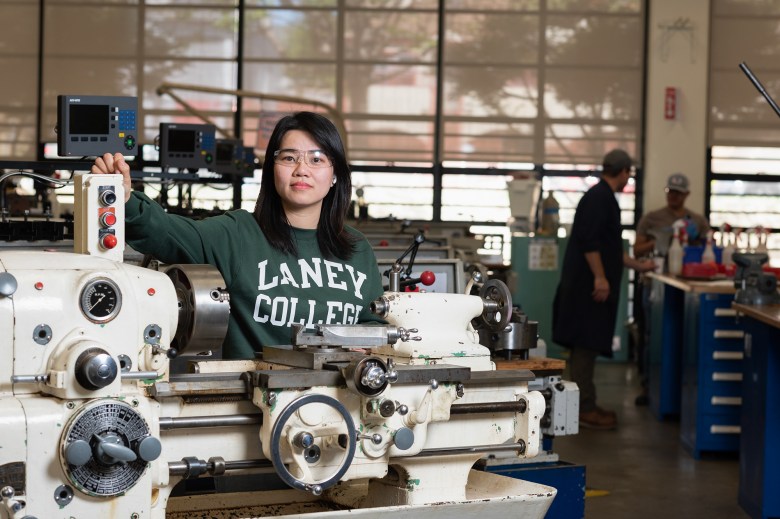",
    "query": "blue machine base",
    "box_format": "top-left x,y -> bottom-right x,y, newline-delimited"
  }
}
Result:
482,460 -> 586,519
